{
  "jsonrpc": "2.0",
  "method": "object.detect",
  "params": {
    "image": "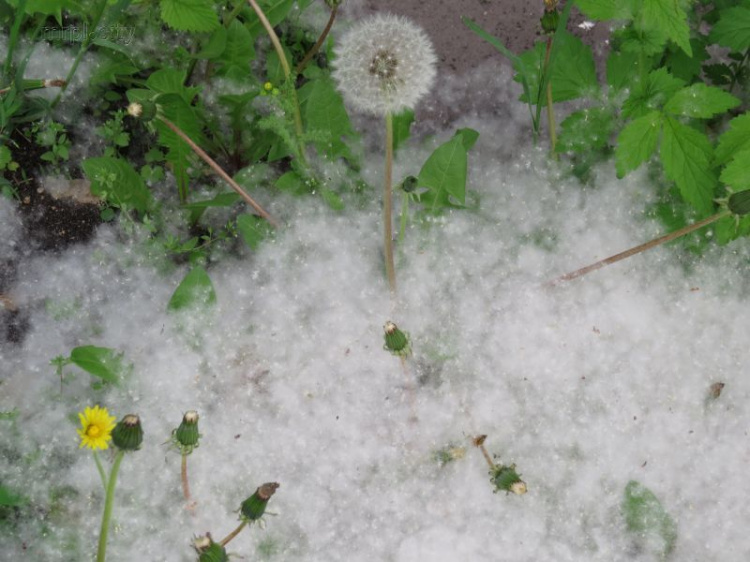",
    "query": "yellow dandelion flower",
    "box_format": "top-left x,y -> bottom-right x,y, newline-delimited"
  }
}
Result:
77,405 -> 116,450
